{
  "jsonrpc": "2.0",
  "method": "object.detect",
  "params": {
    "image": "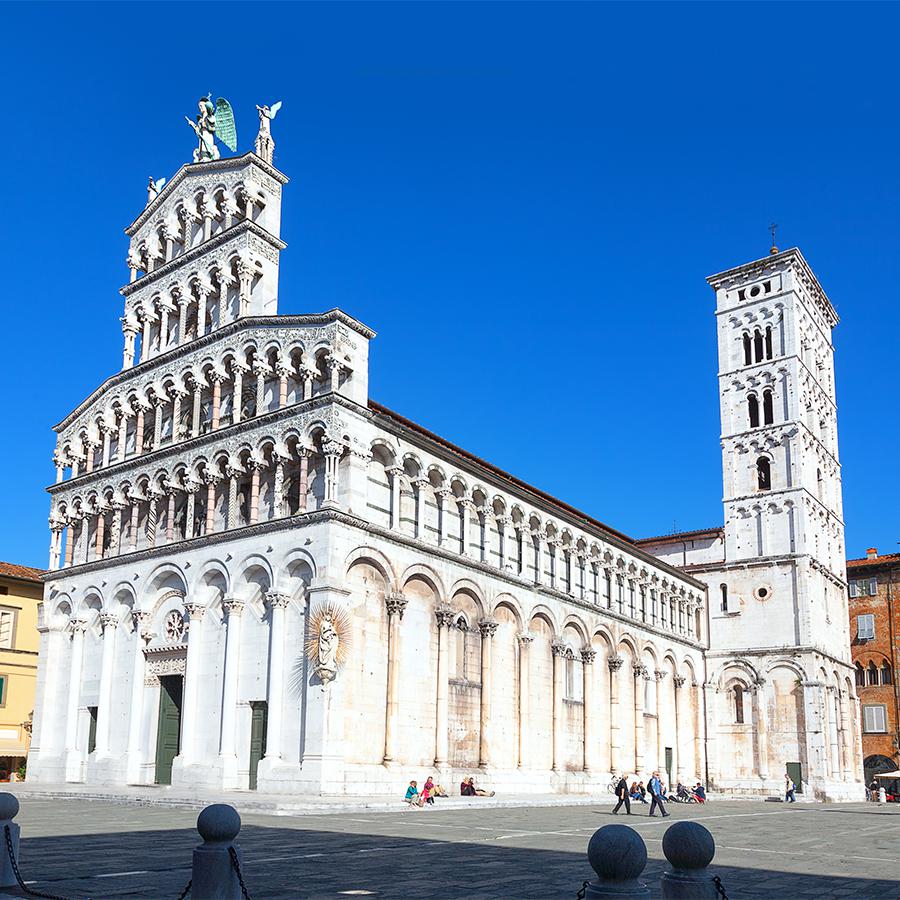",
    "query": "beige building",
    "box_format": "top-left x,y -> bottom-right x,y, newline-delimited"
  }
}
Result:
0,562 -> 42,780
